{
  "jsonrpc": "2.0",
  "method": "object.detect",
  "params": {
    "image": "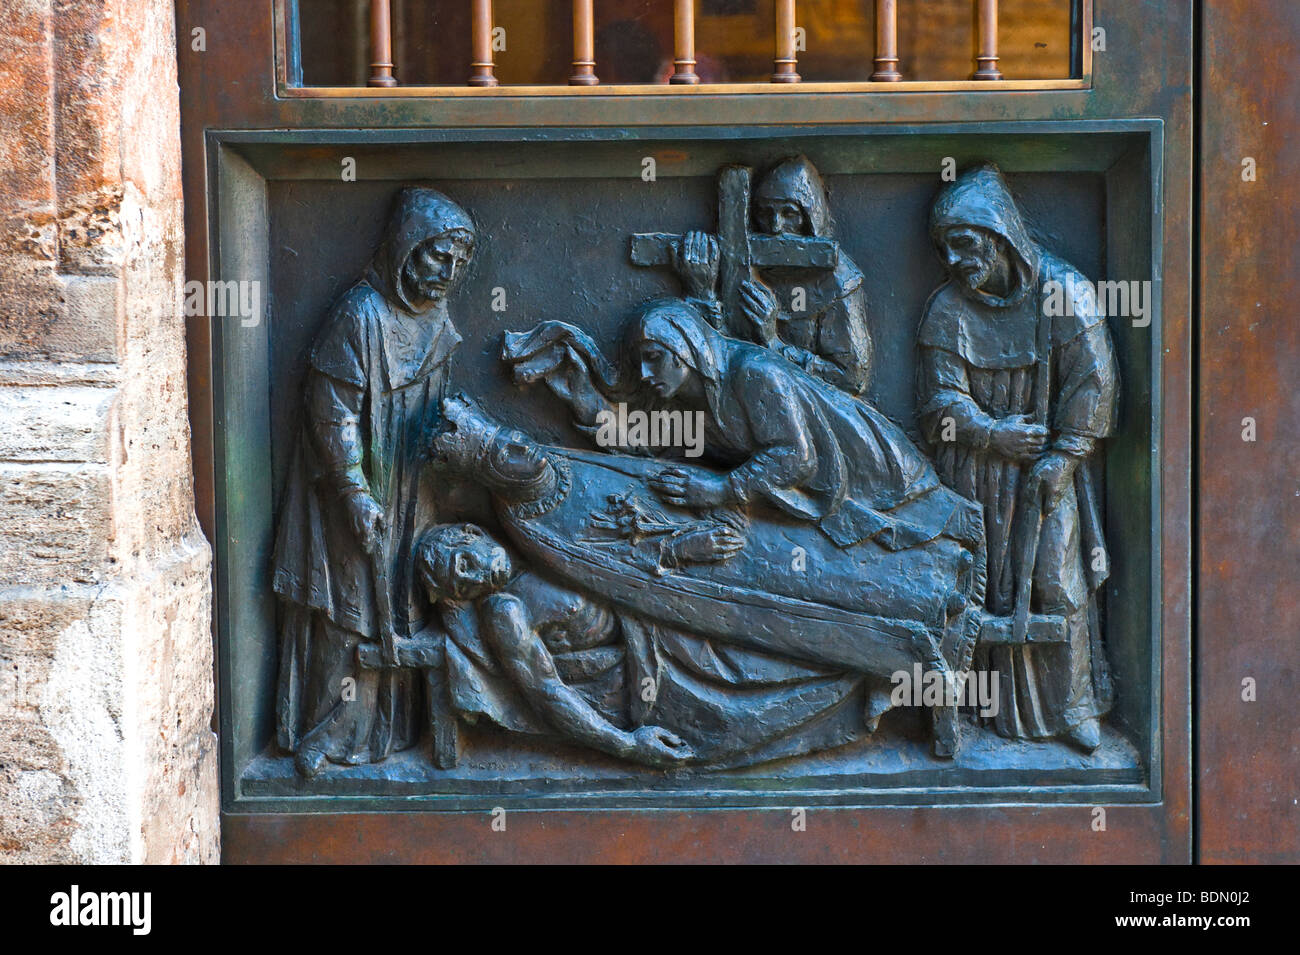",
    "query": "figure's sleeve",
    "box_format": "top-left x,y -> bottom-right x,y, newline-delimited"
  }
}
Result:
1052,320 -> 1119,458
686,296 -> 725,332
310,293 -> 370,388
774,290 -> 873,395
725,365 -> 819,504
813,288 -> 873,395
306,368 -> 369,502
917,346 -> 997,450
